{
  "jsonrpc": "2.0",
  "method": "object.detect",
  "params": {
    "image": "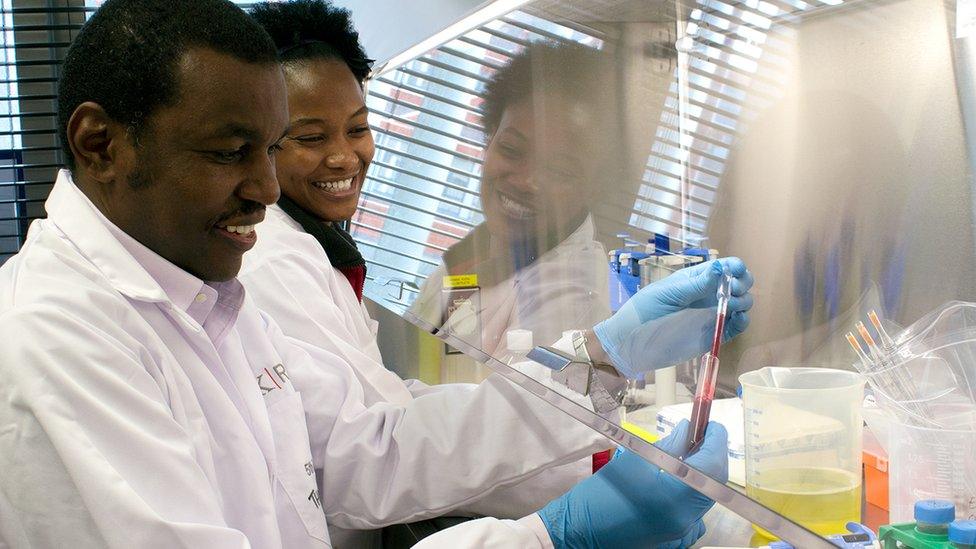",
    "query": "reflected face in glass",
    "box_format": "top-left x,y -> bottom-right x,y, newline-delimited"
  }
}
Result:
276,58 -> 374,222
480,99 -> 592,245
110,48 -> 287,282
